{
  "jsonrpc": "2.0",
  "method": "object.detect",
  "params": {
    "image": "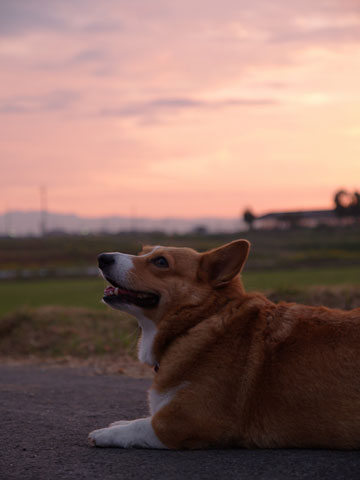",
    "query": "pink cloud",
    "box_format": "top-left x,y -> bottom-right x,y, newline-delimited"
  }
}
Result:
1,0 -> 360,217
